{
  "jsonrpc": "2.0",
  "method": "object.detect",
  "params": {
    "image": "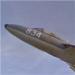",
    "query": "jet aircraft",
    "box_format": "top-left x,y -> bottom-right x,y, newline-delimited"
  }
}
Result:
5,24 -> 75,71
